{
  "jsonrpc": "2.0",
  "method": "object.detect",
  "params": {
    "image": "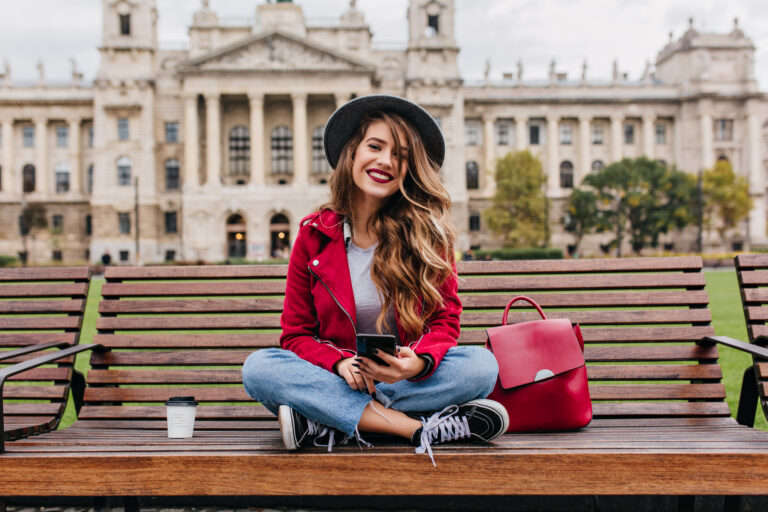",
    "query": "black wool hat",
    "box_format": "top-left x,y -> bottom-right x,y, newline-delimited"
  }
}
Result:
323,94 -> 445,170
